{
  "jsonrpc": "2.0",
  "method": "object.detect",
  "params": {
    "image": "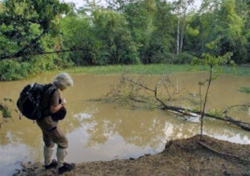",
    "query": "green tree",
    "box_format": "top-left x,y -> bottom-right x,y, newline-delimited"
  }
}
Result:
92,9 -> 139,64
172,0 -> 195,55
193,39 -> 233,137
61,6 -> 139,65
195,0 -> 247,63
60,12 -> 95,65
0,0 -> 70,60
144,0 -> 175,63
0,0 -> 70,80
108,0 -> 157,63
236,0 -> 250,63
